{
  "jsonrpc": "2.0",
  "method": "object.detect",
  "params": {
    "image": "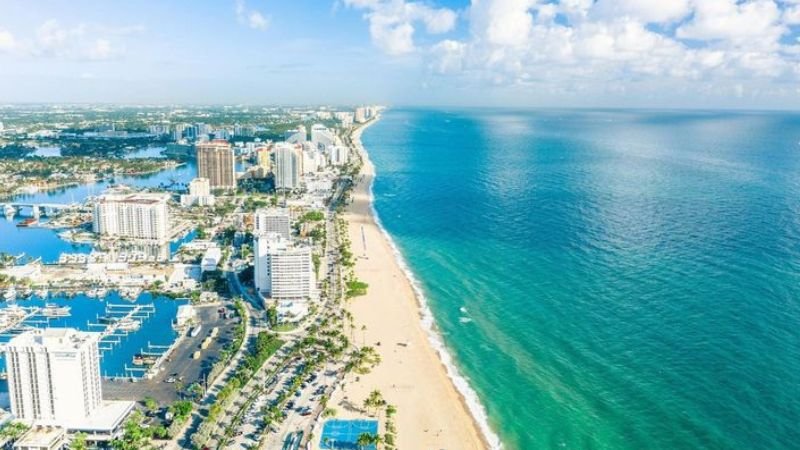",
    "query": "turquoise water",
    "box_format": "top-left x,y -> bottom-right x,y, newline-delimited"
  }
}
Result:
362,109 -> 800,450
